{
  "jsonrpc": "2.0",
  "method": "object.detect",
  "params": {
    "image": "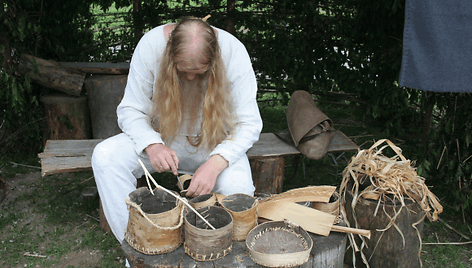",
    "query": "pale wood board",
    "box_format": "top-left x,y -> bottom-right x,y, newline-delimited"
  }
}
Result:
259,185 -> 336,204
258,201 -> 336,236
